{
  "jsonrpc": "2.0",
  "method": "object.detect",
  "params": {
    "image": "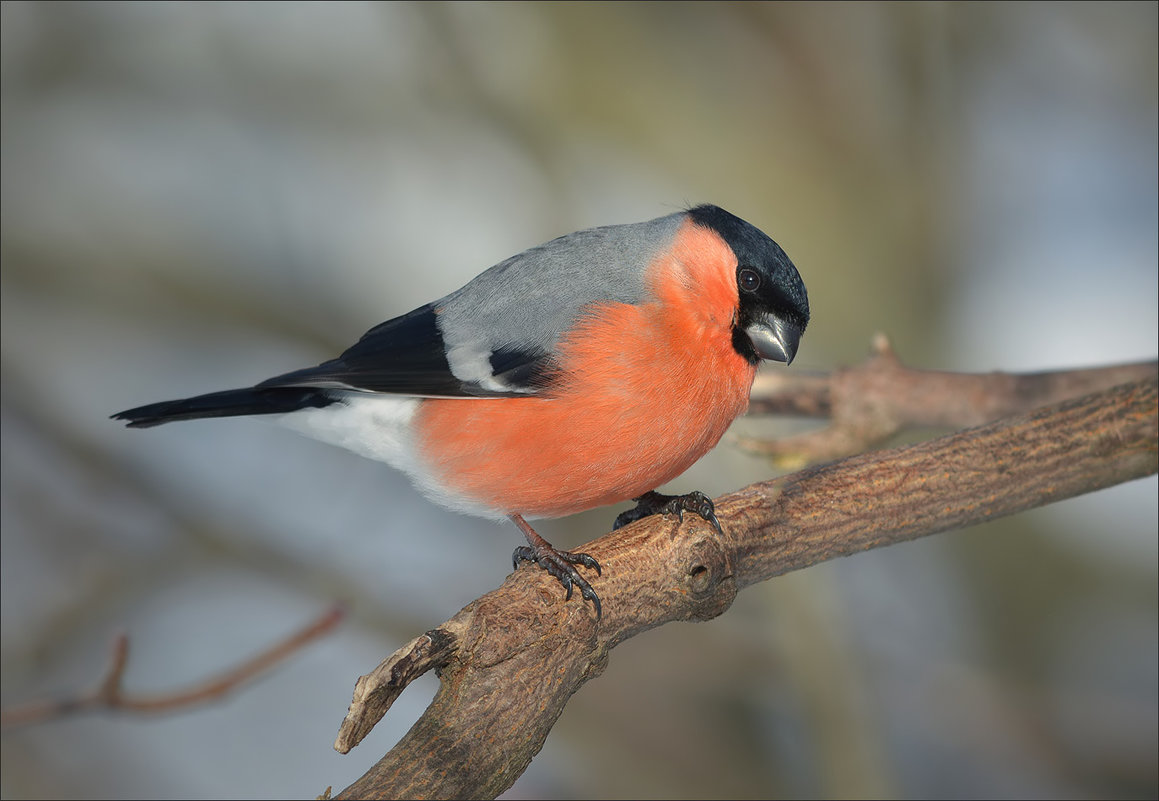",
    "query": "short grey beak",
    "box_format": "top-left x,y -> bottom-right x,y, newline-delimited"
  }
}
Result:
745,315 -> 803,364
